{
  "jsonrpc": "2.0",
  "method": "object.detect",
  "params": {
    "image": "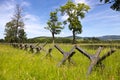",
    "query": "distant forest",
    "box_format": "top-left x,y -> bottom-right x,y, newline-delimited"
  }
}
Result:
1,35 -> 120,43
